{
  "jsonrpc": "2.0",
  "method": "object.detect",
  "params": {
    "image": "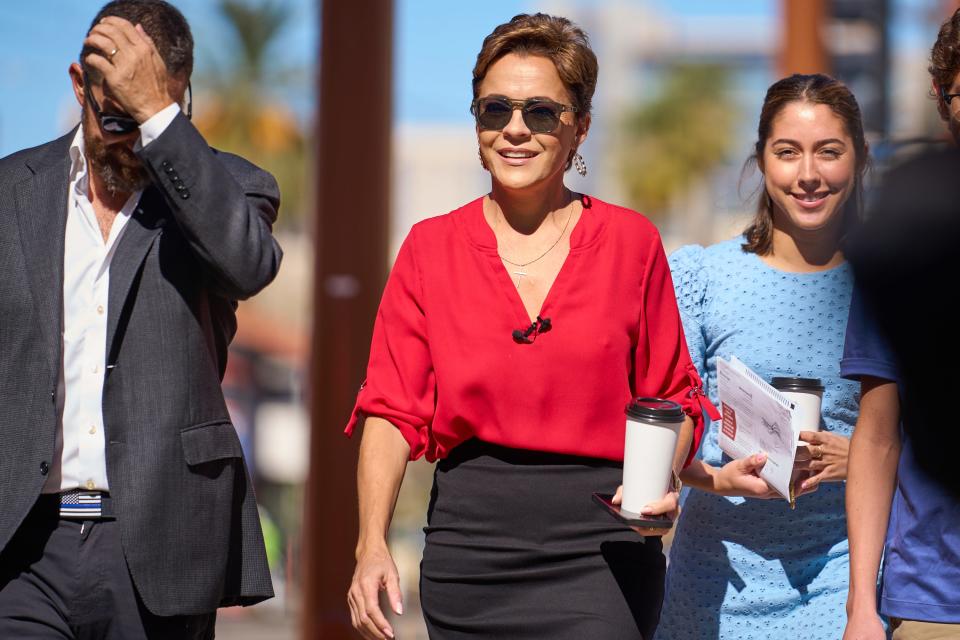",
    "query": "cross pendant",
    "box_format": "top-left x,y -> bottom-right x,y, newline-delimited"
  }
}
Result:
513,268 -> 527,288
